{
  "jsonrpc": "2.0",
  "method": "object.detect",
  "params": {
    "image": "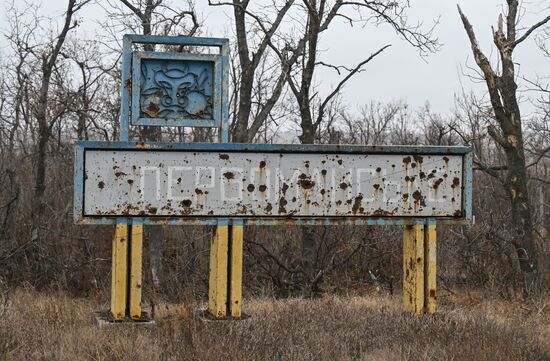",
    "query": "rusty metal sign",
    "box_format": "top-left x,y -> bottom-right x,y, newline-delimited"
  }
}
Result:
74,141 -> 473,225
